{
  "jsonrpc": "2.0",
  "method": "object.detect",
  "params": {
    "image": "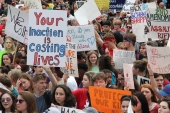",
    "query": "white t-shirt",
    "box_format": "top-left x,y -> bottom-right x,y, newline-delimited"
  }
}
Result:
67,76 -> 78,91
